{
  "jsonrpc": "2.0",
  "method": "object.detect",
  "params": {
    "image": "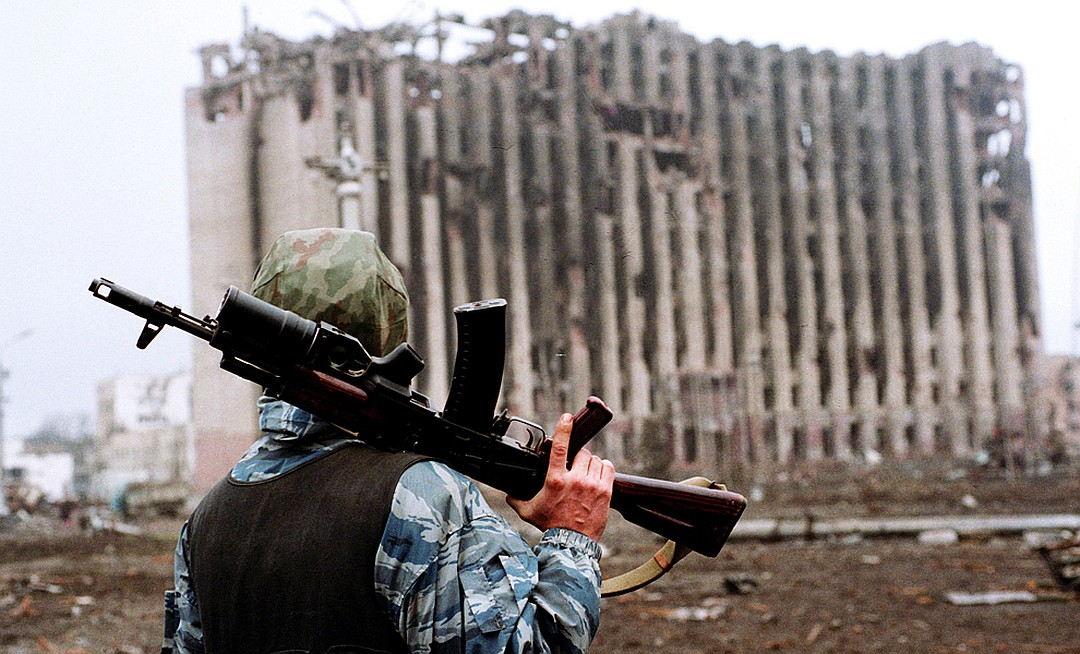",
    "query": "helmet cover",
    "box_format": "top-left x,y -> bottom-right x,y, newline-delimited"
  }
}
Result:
251,228 -> 408,356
